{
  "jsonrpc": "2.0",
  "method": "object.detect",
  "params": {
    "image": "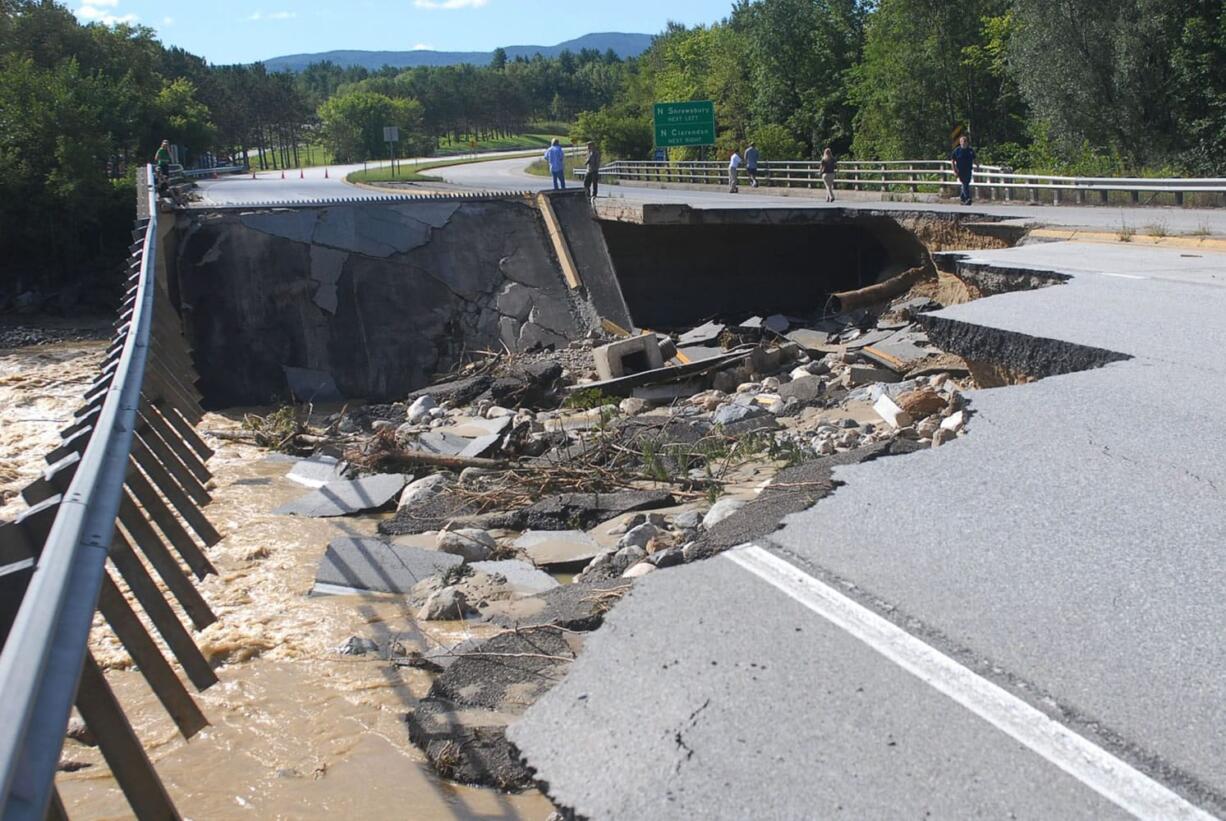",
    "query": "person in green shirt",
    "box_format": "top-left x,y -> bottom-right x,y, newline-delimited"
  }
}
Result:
154,140 -> 172,179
